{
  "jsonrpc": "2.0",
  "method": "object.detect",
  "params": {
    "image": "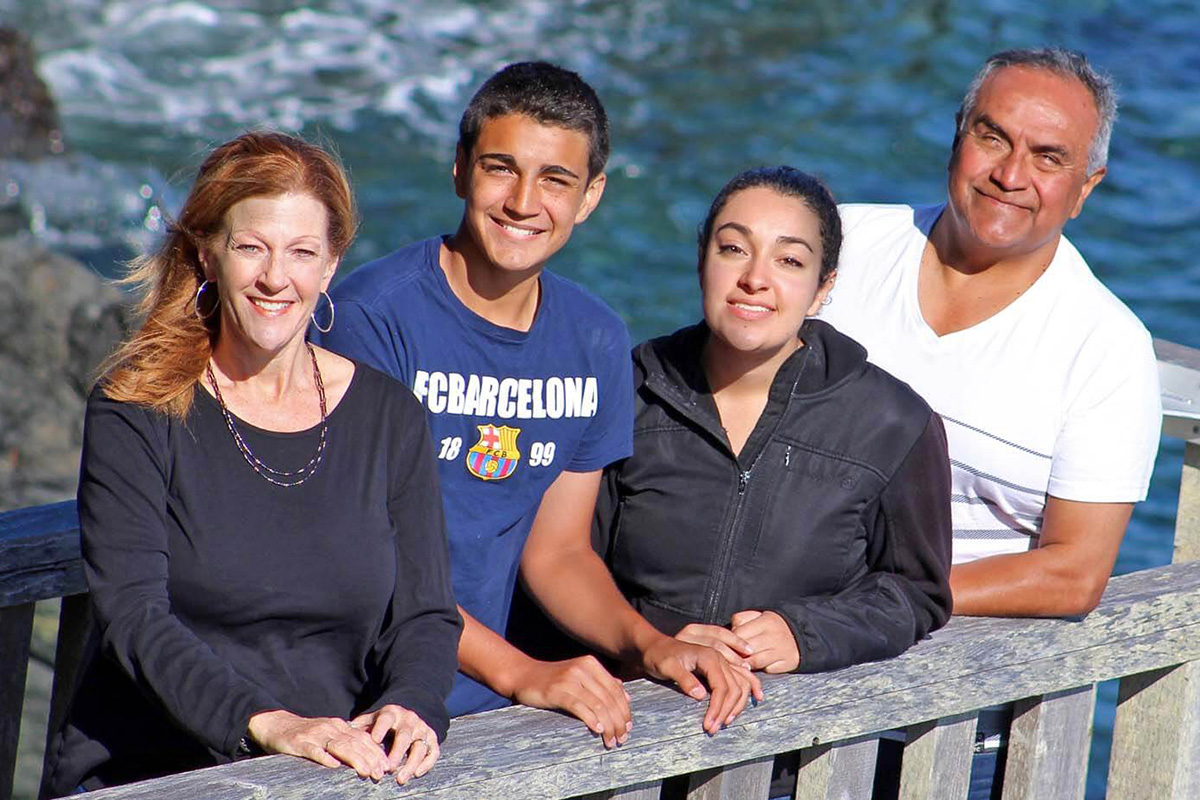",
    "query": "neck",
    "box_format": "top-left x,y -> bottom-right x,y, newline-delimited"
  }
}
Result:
209,333 -> 312,402
443,226 -> 542,331
930,205 -> 1061,281
703,333 -> 801,397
